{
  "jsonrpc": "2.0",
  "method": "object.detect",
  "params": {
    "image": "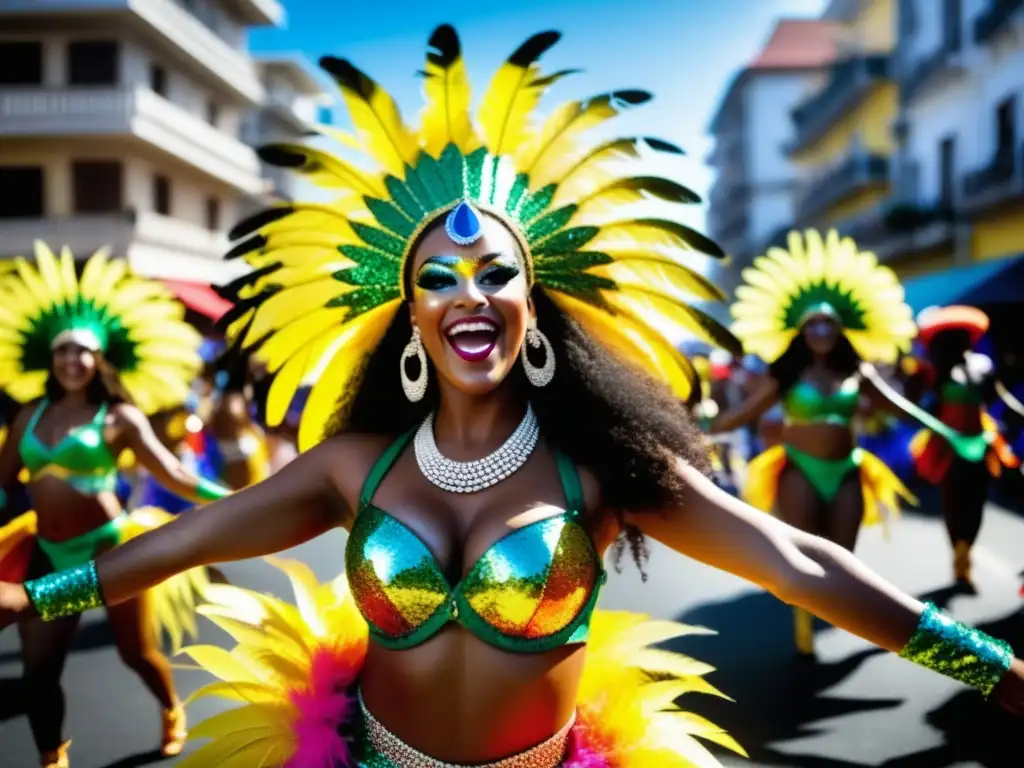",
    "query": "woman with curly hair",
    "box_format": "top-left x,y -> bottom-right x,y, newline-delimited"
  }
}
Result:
0,27 -> 1021,768
0,245 -> 230,767
707,230 -> 988,657
910,306 -> 1024,589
